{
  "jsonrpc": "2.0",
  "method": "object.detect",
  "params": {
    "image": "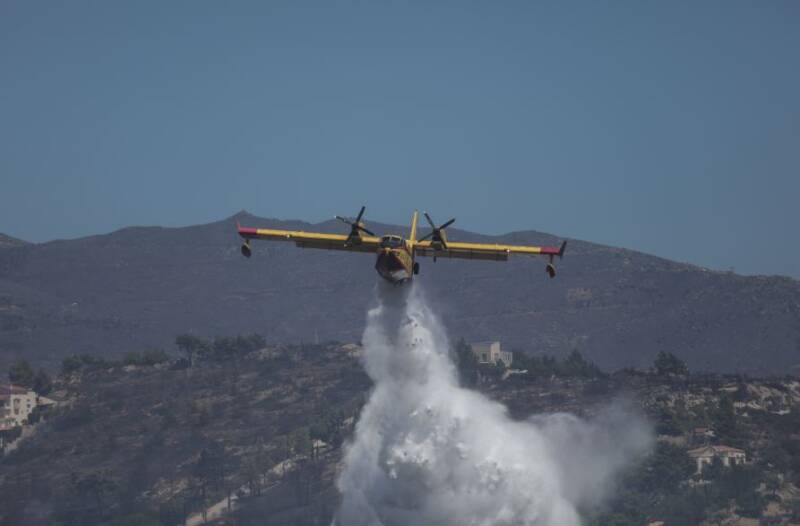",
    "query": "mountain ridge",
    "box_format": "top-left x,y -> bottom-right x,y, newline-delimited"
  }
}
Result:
0,212 -> 798,374
6,215 -> 795,282
0,233 -> 28,248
